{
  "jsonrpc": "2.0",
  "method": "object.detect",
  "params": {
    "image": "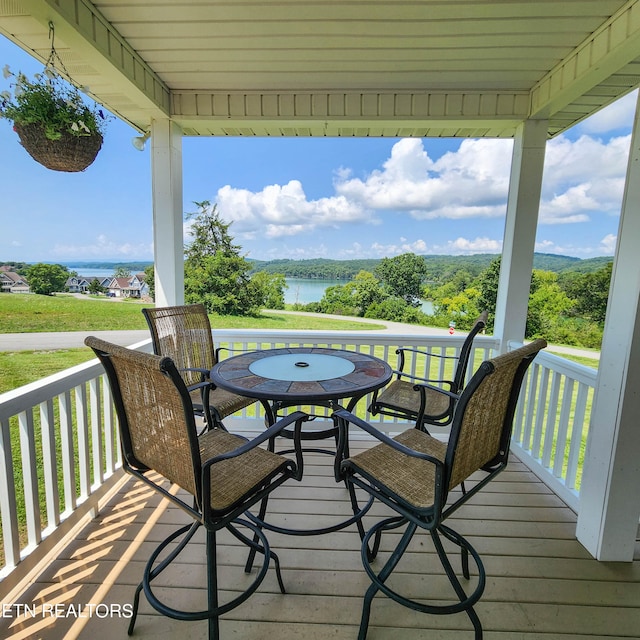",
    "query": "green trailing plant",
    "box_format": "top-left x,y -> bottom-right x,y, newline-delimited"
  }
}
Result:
0,63 -> 109,141
0,23 -> 112,172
